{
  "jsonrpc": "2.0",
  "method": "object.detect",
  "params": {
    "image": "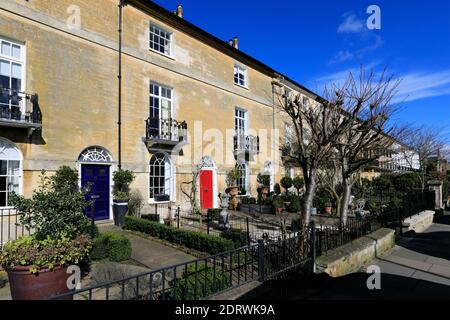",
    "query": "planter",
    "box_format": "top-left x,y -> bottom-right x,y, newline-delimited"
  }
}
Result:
155,194 -> 170,202
260,186 -> 269,195
324,206 -> 332,215
113,199 -> 129,227
274,207 -> 284,214
7,265 -> 73,300
228,186 -> 239,197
